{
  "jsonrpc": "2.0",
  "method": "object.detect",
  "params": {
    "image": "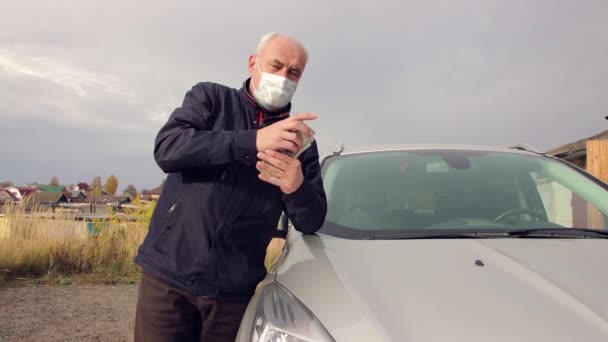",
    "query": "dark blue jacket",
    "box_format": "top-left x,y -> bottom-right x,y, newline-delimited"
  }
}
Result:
135,79 -> 327,300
